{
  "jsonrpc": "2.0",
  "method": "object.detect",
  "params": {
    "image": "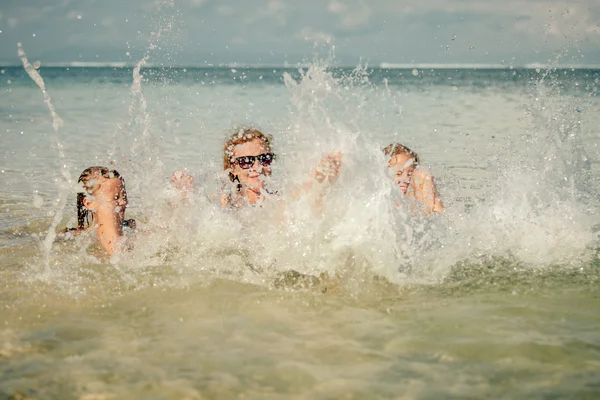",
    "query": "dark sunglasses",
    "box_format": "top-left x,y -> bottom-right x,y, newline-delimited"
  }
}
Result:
233,153 -> 275,169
